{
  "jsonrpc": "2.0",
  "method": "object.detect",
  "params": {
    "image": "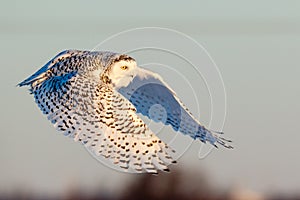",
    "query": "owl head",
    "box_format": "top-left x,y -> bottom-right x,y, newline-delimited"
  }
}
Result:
102,54 -> 137,89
